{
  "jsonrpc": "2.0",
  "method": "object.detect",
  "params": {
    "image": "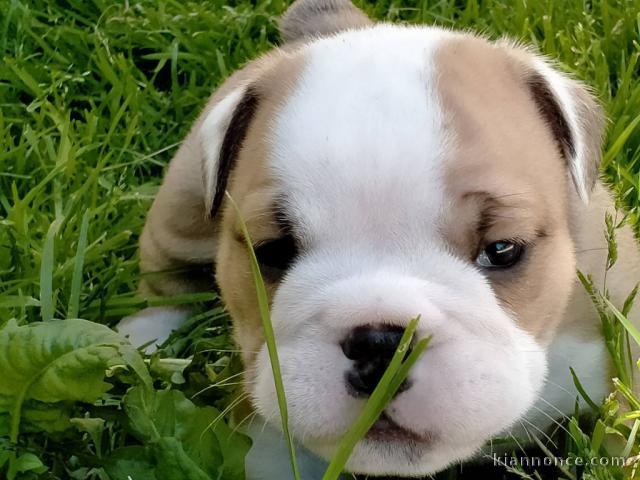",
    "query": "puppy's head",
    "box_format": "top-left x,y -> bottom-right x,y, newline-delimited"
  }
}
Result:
199,1 -> 605,475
